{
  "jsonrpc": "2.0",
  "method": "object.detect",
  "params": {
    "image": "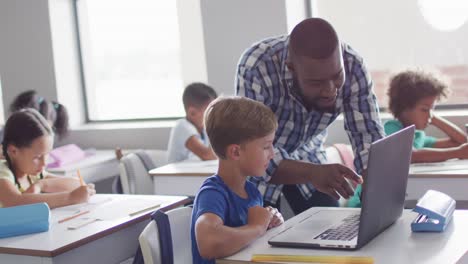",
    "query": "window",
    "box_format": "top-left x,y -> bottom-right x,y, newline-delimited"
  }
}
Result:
312,0 -> 468,109
75,0 -> 184,121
